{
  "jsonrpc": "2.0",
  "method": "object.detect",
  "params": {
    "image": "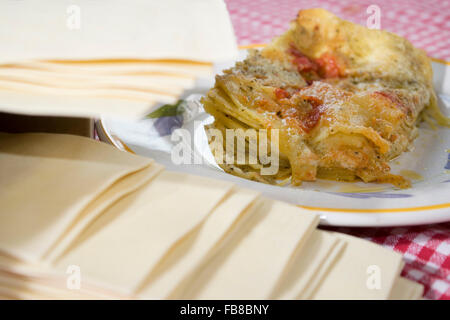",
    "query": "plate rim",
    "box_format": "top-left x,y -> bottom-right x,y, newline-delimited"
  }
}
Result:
96,51 -> 450,227
96,118 -> 450,227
